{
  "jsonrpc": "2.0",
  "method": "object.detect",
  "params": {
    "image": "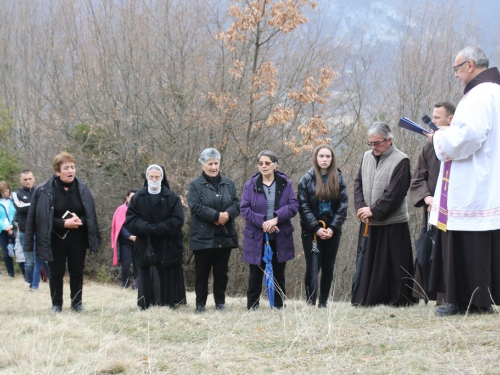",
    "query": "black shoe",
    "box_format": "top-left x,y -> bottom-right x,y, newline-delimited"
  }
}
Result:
216,304 -> 226,311
318,303 -> 327,309
460,304 -> 494,314
71,305 -> 87,312
435,303 -> 459,317
195,305 -> 205,314
51,306 -> 62,314
248,304 -> 259,311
